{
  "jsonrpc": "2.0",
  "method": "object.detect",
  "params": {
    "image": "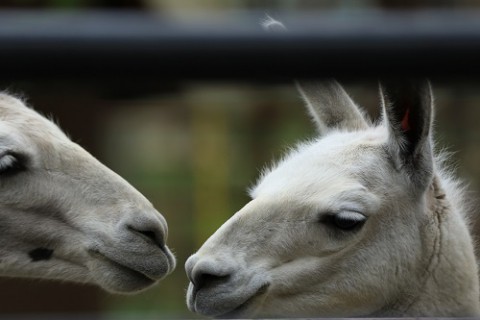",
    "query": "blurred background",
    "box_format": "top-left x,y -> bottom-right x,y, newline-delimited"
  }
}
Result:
0,0 -> 480,319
